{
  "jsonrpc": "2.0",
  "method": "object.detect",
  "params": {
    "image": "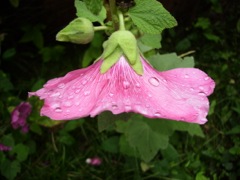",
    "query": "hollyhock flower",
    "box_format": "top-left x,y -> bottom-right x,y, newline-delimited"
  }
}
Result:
0,143 -> 12,151
29,30 -> 215,124
11,102 -> 32,133
86,157 -> 102,166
